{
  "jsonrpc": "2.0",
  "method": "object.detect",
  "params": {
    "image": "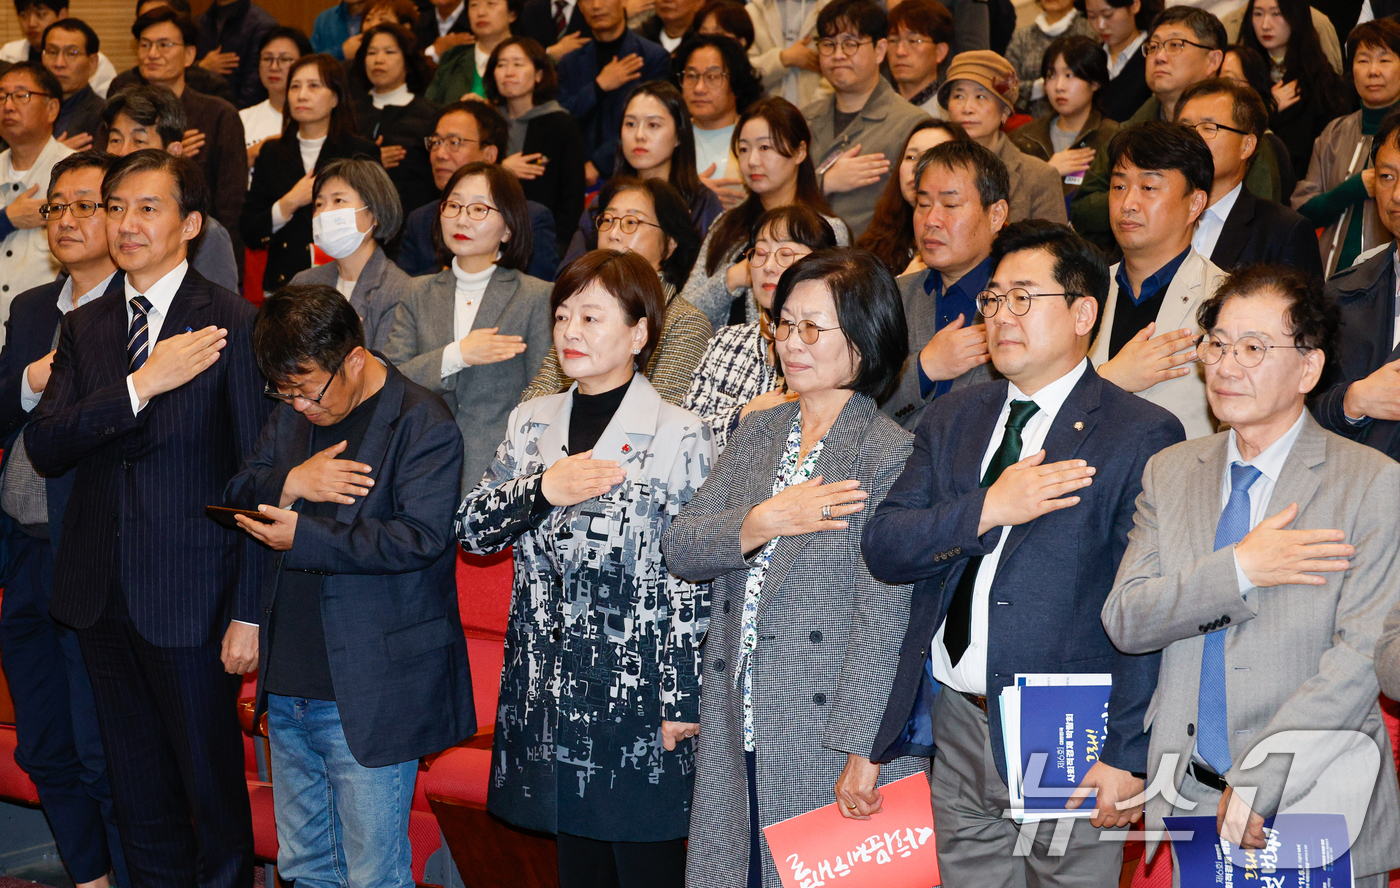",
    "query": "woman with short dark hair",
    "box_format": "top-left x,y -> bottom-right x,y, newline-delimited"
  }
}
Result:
289,157 -> 410,350
1011,35 -> 1119,198
686,0 -> 755,48
485,35 -> 586,250
664,246 -> 924,888
523,178 -> 712,405
456,249 -> 713,888
384,161 -> 552,492
349,23 -> 440,215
